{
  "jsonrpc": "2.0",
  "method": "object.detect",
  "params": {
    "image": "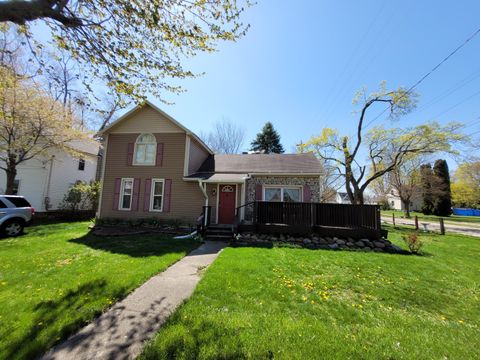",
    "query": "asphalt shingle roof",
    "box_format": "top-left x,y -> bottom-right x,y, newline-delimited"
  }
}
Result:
193,153 -> 322,175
